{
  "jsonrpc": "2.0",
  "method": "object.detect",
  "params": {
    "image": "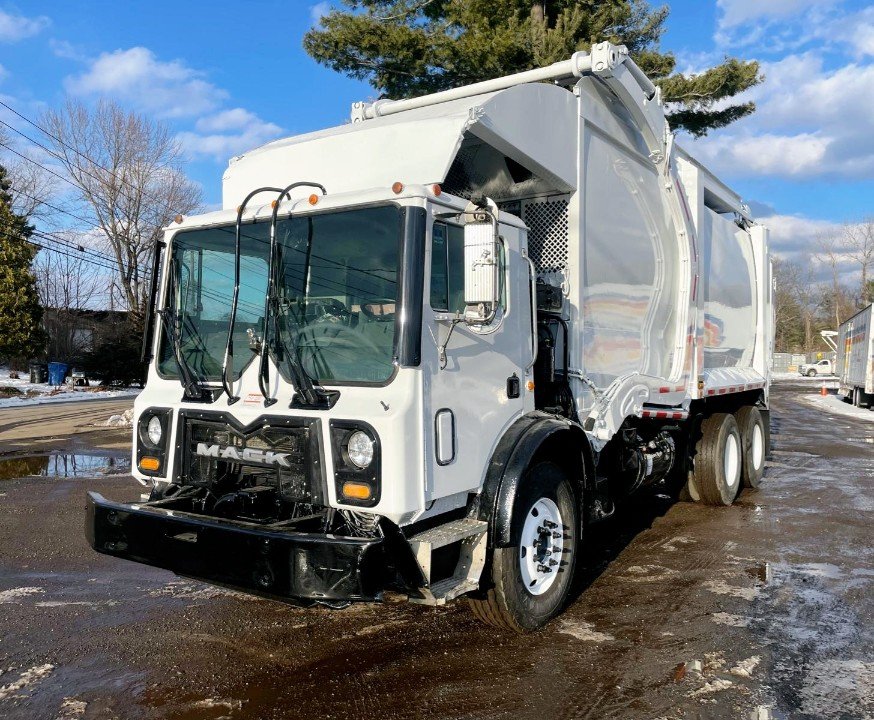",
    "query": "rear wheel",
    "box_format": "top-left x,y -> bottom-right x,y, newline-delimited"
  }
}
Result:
691,413 -> 742,506
735,406 -> 766,488
468,462 -> 578,632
